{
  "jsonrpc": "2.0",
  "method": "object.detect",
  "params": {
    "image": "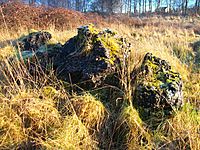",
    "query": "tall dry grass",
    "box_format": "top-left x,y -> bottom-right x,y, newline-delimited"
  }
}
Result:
0,4 -> 199,149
